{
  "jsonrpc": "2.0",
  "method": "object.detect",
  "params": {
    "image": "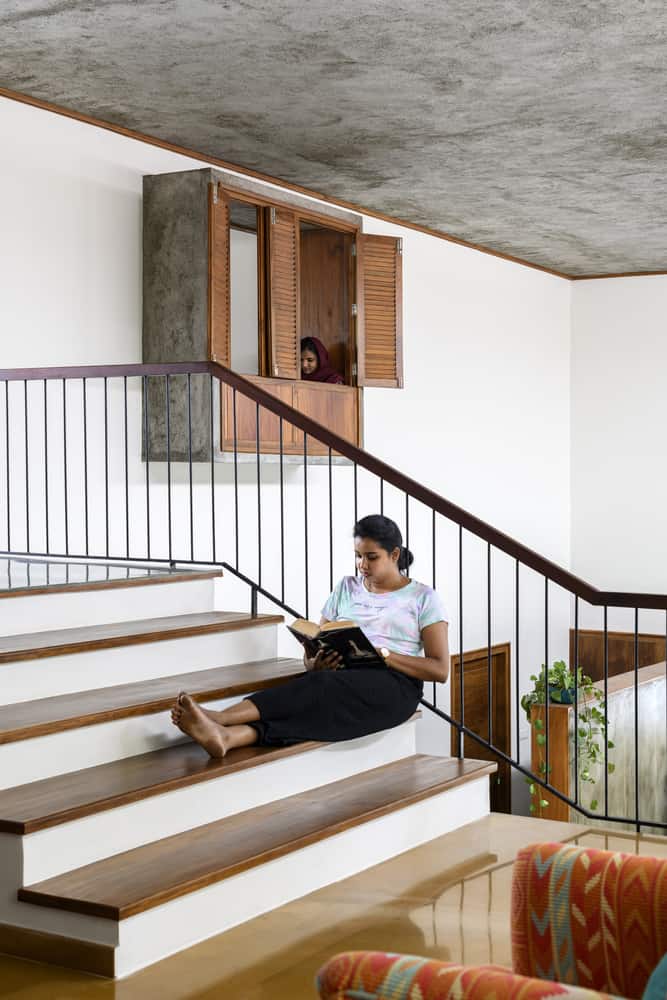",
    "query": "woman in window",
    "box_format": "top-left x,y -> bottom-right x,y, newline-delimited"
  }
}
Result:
170,515 -> 449,756
300,336 -> 344,384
